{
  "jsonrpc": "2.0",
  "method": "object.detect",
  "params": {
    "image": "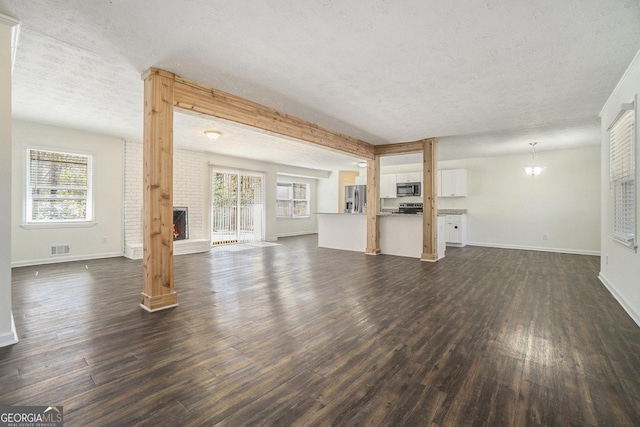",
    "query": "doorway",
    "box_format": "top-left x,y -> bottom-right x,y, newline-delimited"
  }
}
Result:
211,169 -> 265,245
